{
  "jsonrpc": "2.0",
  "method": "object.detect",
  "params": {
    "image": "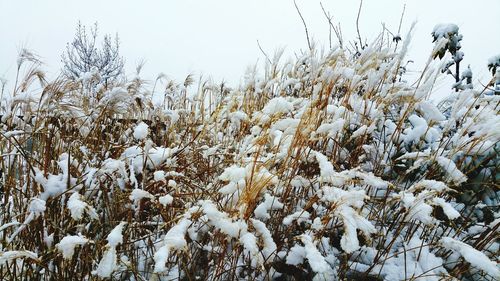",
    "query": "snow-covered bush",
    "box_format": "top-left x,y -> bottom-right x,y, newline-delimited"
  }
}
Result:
0,25 -> 498,281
